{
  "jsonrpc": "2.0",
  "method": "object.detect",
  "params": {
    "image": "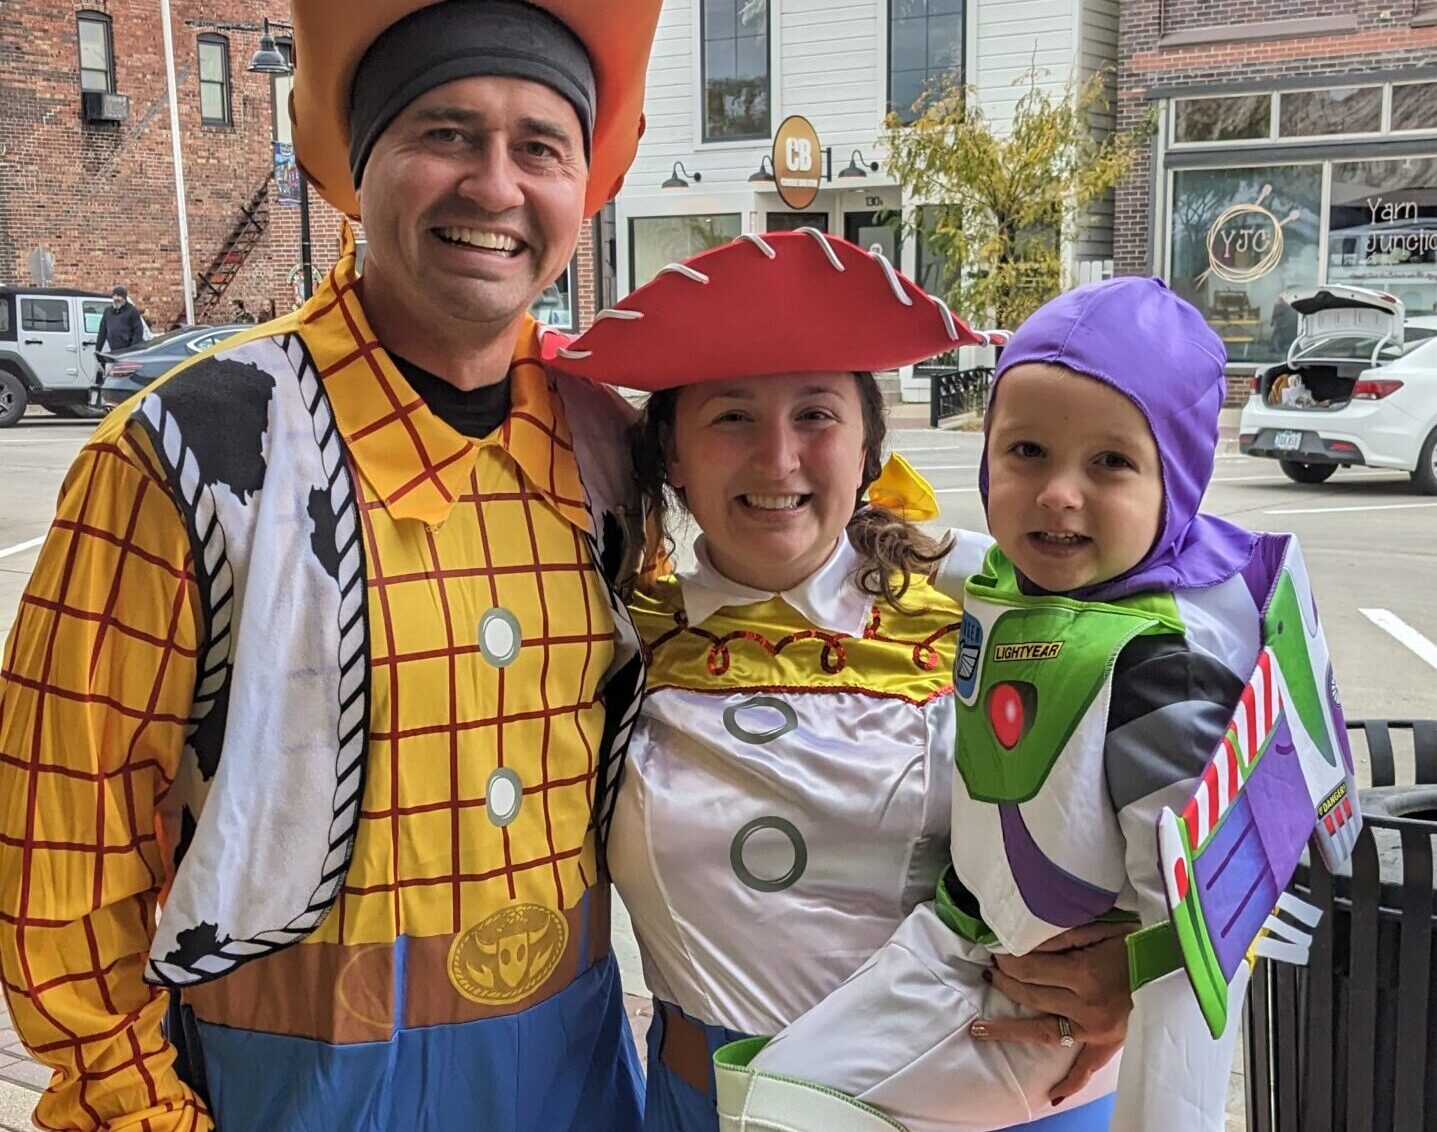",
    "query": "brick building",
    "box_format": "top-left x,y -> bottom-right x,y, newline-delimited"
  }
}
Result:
1116,1 -> 1437,376
0,2 -> 599,332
